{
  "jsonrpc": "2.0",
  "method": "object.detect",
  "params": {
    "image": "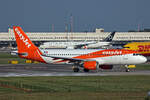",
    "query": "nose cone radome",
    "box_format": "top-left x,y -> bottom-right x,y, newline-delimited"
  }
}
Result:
140,56 -> 147,64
